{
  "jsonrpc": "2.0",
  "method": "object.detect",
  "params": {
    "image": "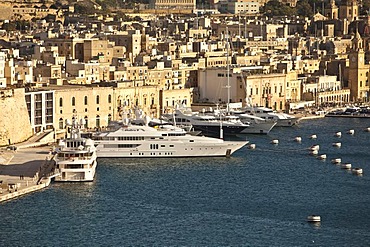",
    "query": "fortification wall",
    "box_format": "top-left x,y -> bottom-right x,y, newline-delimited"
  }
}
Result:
0,88 -> 32,146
